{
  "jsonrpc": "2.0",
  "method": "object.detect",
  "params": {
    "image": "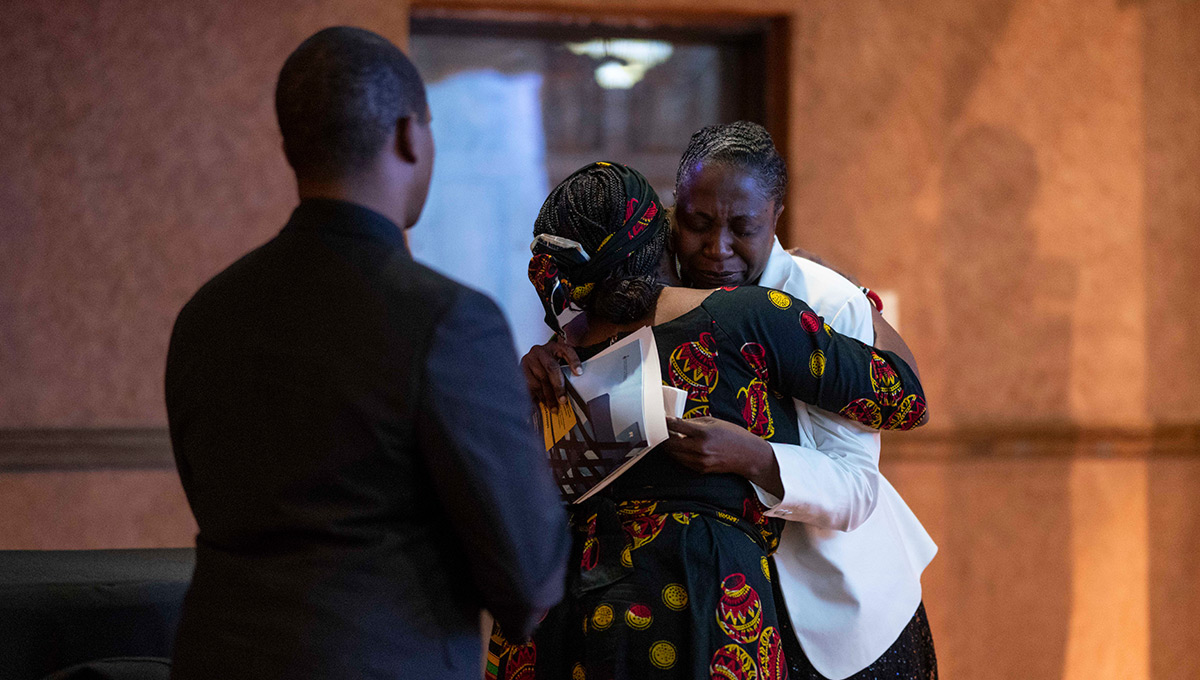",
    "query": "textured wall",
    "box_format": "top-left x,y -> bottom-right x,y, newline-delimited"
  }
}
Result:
0,470 -> 195,548
2,1 -> 1199,679
2,0 -> 1197,428
780,0 -> 1196,429
891,455 -> 1200,680
4,0 -> 1197,429
0,0 -> 409,427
